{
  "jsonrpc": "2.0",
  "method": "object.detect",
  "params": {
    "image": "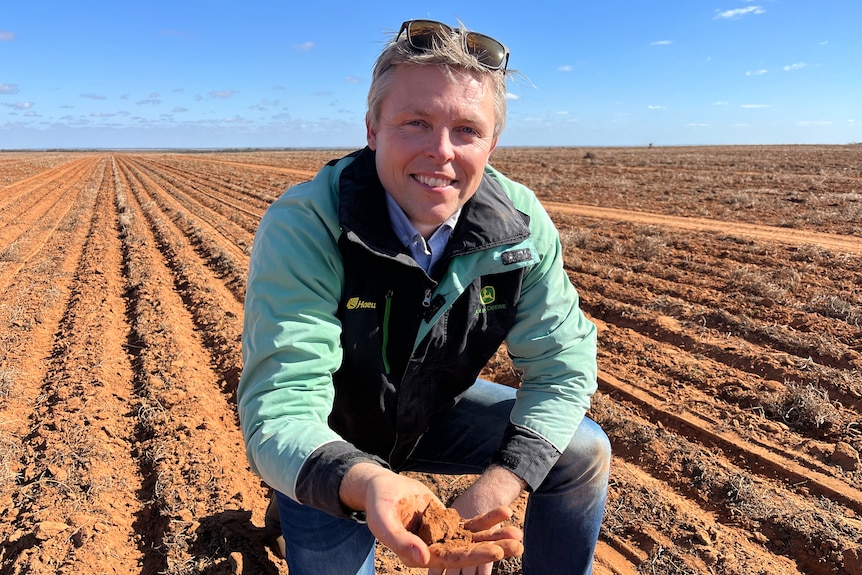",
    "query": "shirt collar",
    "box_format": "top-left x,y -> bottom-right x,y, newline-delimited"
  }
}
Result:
385,193 -> 460,271
386,194 -> 460,246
